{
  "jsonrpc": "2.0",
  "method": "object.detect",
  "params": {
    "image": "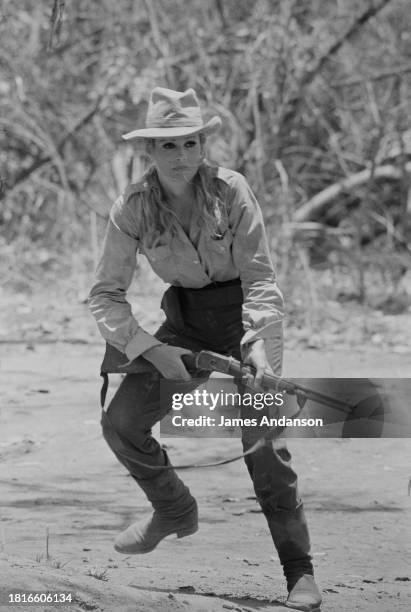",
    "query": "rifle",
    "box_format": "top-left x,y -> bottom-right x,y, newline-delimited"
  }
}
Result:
186,350 -> 385,439
190,350 -> 354,414
100,347 -> 385,470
